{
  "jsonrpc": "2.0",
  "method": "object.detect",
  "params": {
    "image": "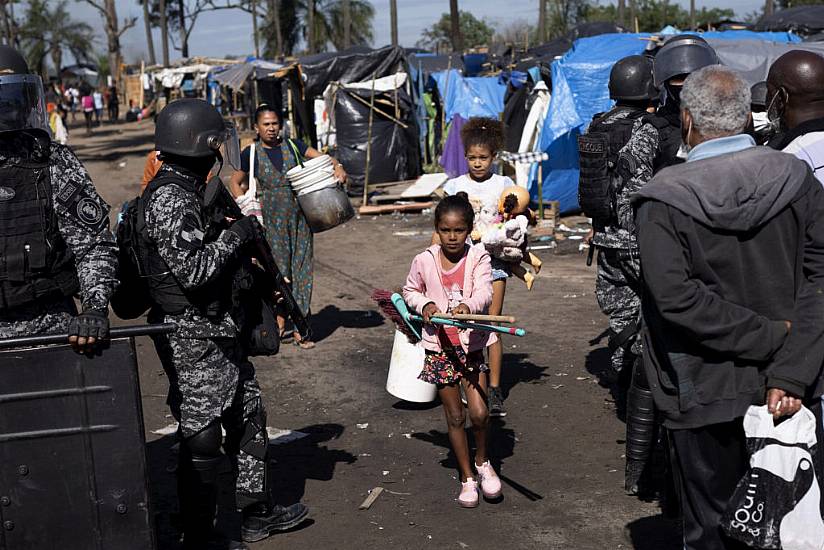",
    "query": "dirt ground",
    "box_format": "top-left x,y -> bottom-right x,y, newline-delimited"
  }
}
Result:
72,120 -> 682,550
